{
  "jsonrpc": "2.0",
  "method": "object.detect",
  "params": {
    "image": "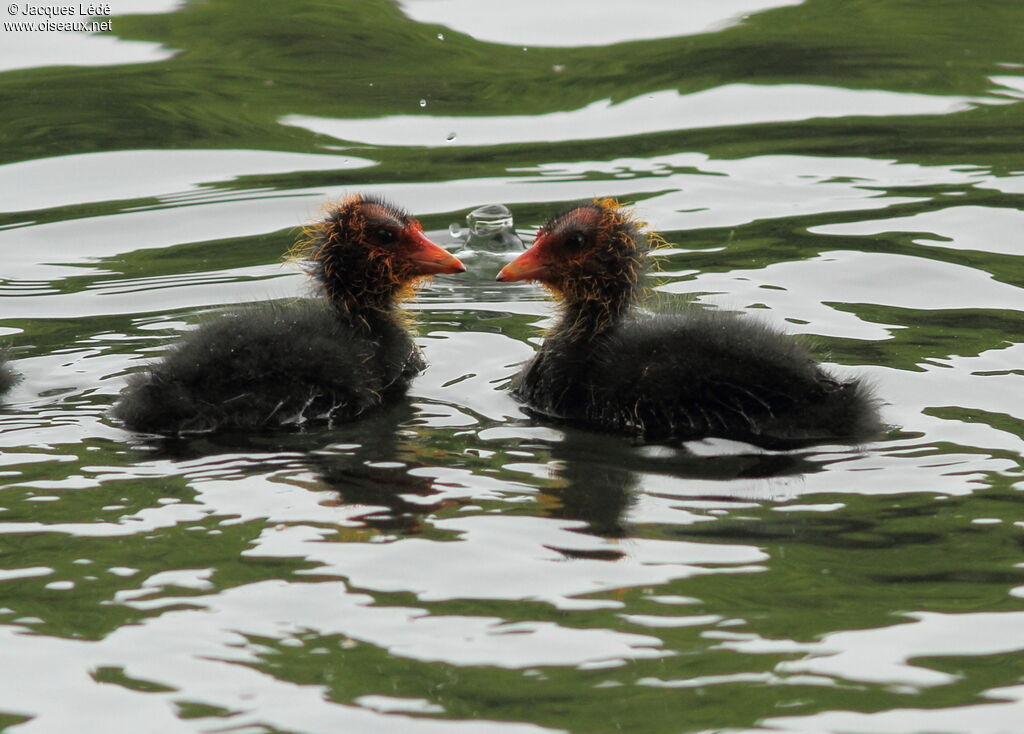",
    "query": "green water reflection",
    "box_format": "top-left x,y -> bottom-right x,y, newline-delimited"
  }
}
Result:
1,1 -> 1022,733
